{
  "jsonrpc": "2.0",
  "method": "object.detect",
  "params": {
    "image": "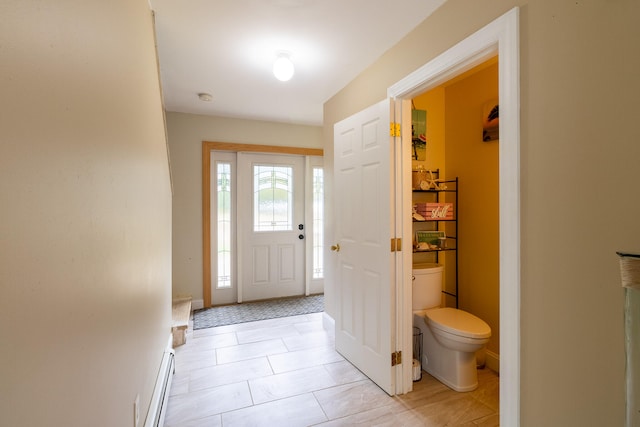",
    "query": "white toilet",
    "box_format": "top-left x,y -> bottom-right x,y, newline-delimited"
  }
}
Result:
412,263 -> 491,392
